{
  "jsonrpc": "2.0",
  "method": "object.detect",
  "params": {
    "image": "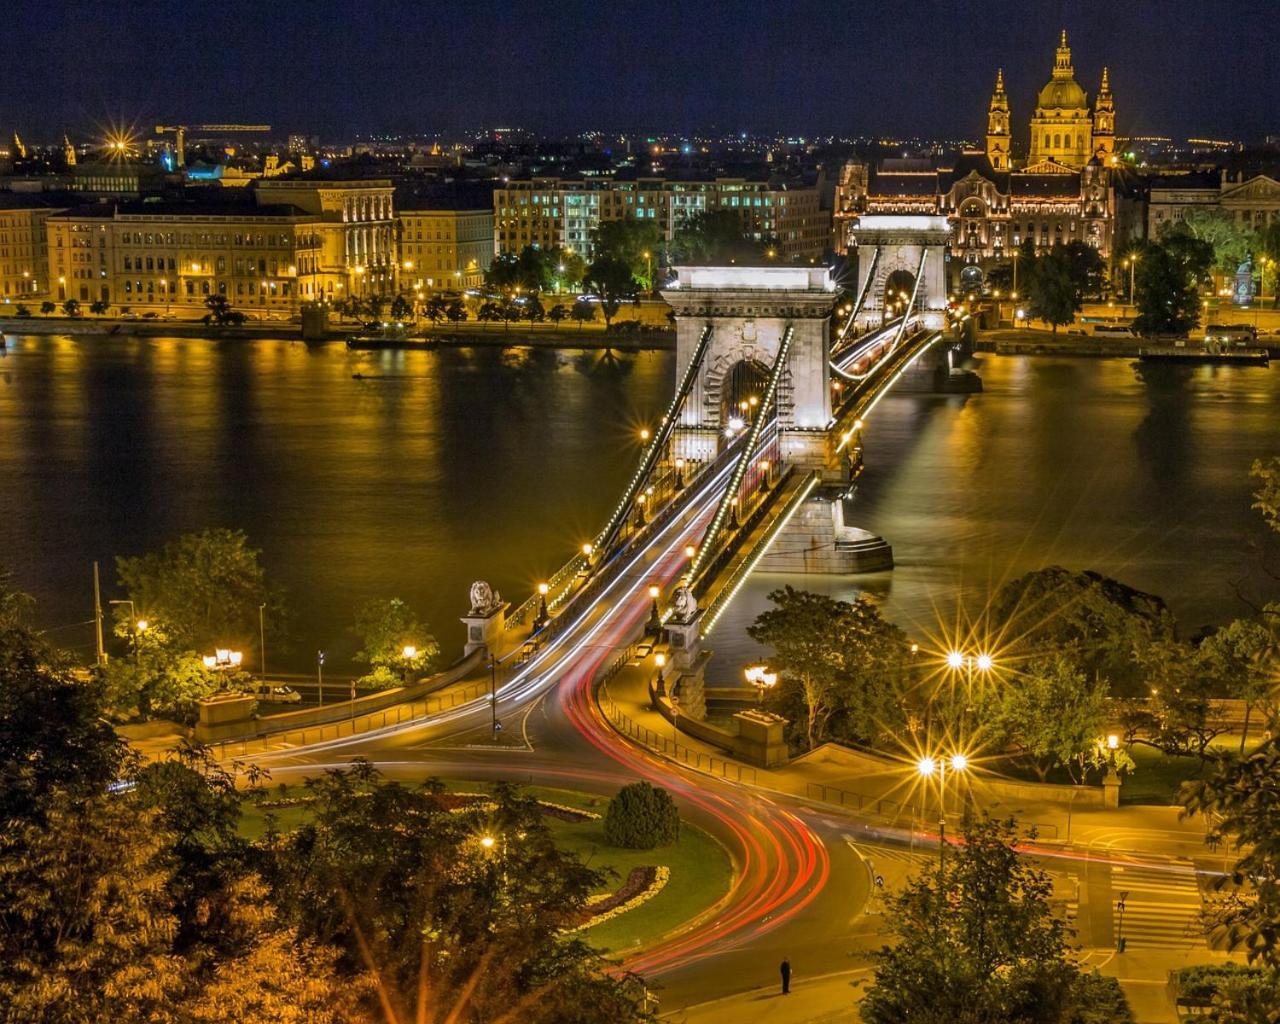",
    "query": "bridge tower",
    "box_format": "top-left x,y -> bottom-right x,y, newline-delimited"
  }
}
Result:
847,215 -> 951,332
661,265 -> 838,477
